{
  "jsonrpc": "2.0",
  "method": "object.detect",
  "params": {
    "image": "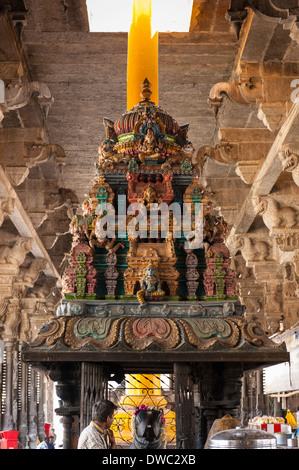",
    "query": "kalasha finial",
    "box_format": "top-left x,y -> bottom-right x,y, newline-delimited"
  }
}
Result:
141,78 -> 153,101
